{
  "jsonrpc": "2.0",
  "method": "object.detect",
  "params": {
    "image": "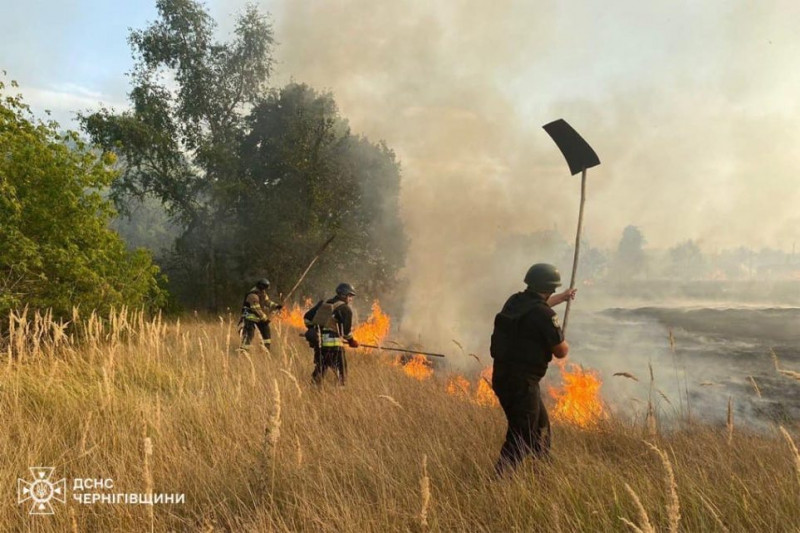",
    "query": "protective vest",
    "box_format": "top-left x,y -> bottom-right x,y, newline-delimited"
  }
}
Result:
310,301 -> 345,347
490,292 -> 556,377
490,299 -> 540,360
241,289 -> 266,322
